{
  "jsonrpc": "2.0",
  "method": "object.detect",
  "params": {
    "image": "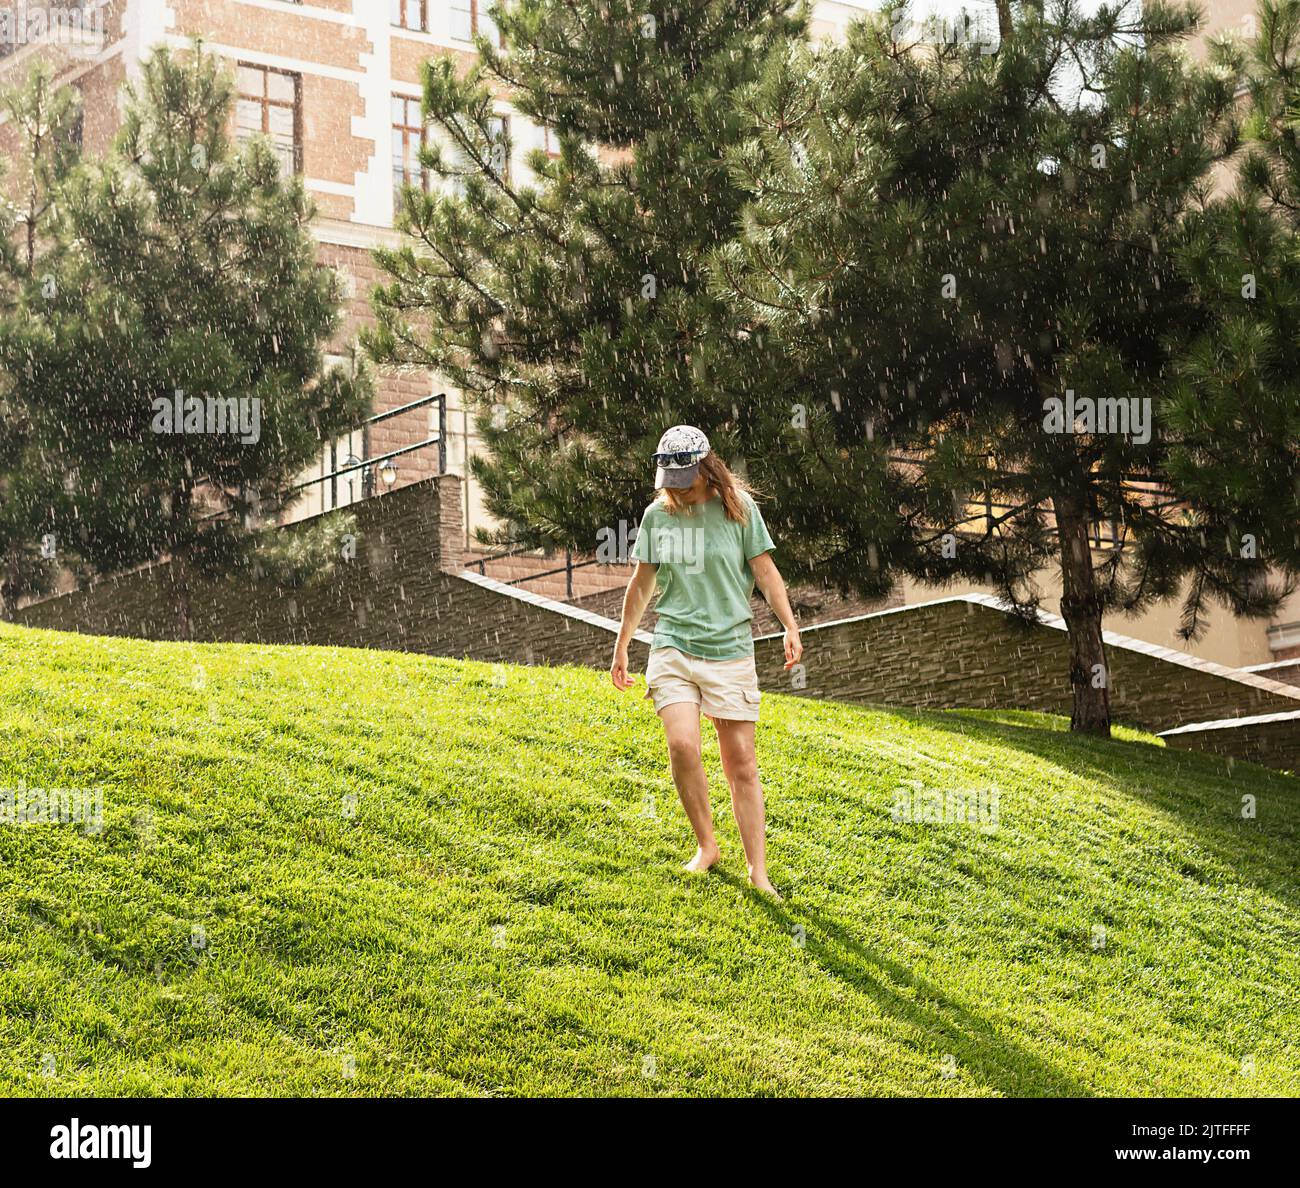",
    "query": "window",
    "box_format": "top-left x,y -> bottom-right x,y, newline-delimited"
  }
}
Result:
236,64 -> 301,175
391,0 -> 428,31
451,0 -> 499,45
392,94 -> 428,199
